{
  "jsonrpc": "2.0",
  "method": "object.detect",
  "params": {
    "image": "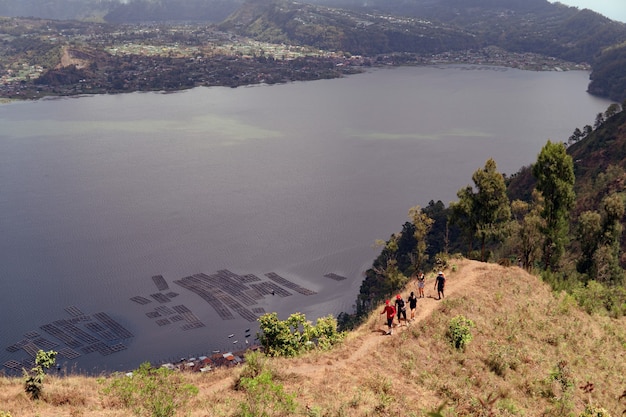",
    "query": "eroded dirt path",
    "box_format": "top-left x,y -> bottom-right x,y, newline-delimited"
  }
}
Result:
204,259 -> 501,392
